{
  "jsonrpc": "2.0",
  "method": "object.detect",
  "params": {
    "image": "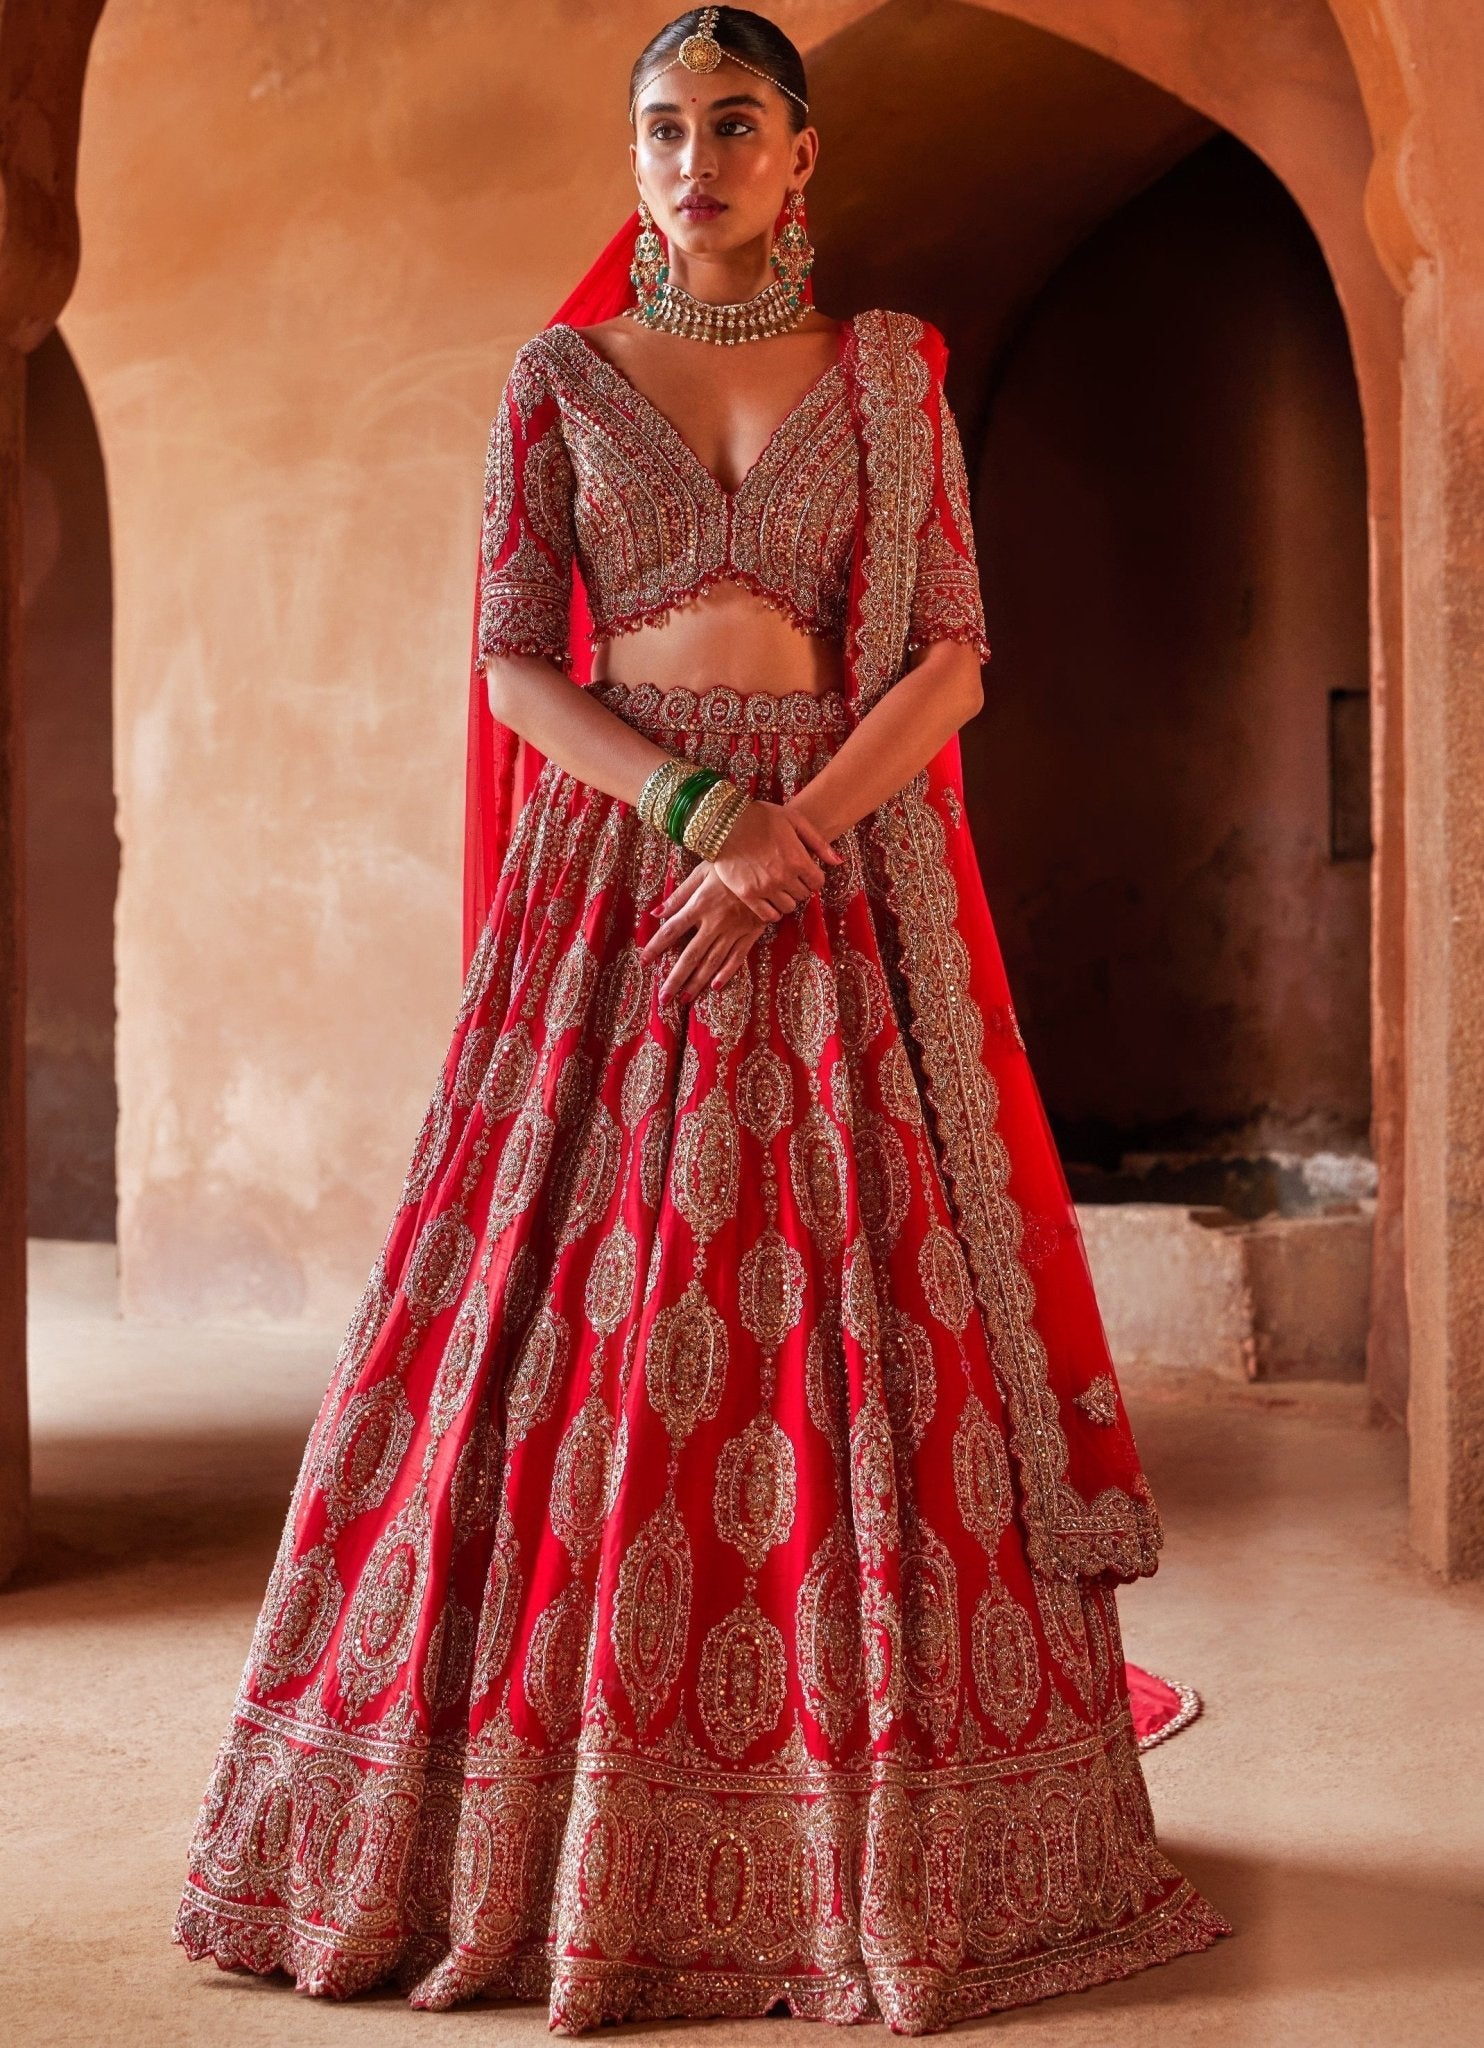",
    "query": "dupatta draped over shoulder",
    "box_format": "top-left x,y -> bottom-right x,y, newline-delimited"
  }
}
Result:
462,214 -> 1162,1590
